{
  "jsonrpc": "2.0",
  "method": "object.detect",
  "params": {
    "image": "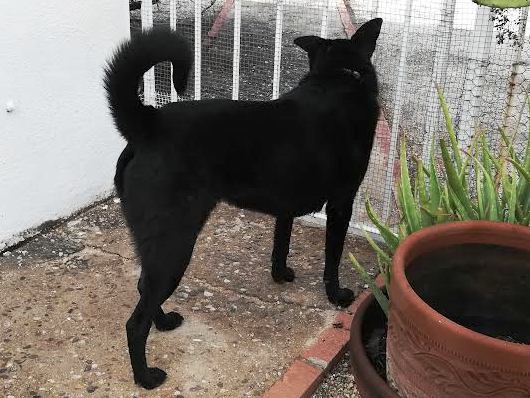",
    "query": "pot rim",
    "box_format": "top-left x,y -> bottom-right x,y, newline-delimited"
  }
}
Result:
391,220 -> 530,357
